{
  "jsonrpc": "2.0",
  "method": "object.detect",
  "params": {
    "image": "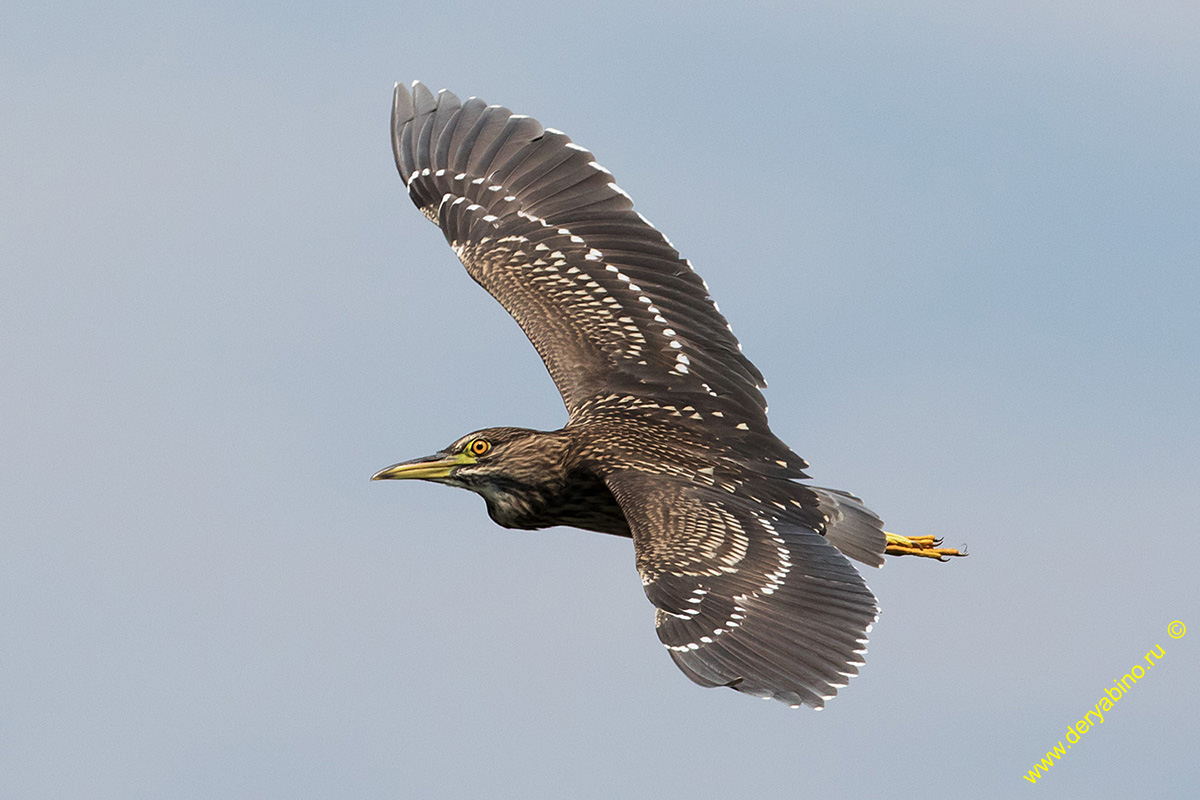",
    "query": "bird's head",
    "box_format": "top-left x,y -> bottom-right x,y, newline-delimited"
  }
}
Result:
372,426 -> 573,528
371,426 -> 567,493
